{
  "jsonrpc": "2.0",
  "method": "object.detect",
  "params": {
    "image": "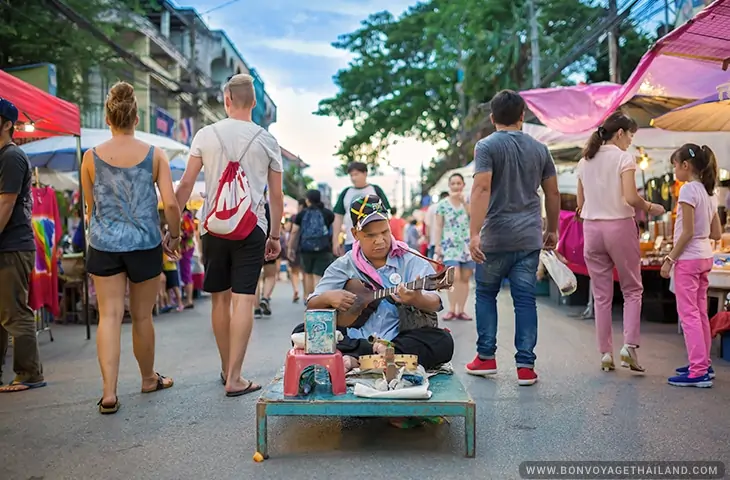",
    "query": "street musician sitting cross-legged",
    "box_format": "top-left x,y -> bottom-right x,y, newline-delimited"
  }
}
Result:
295,194 -> 454,371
